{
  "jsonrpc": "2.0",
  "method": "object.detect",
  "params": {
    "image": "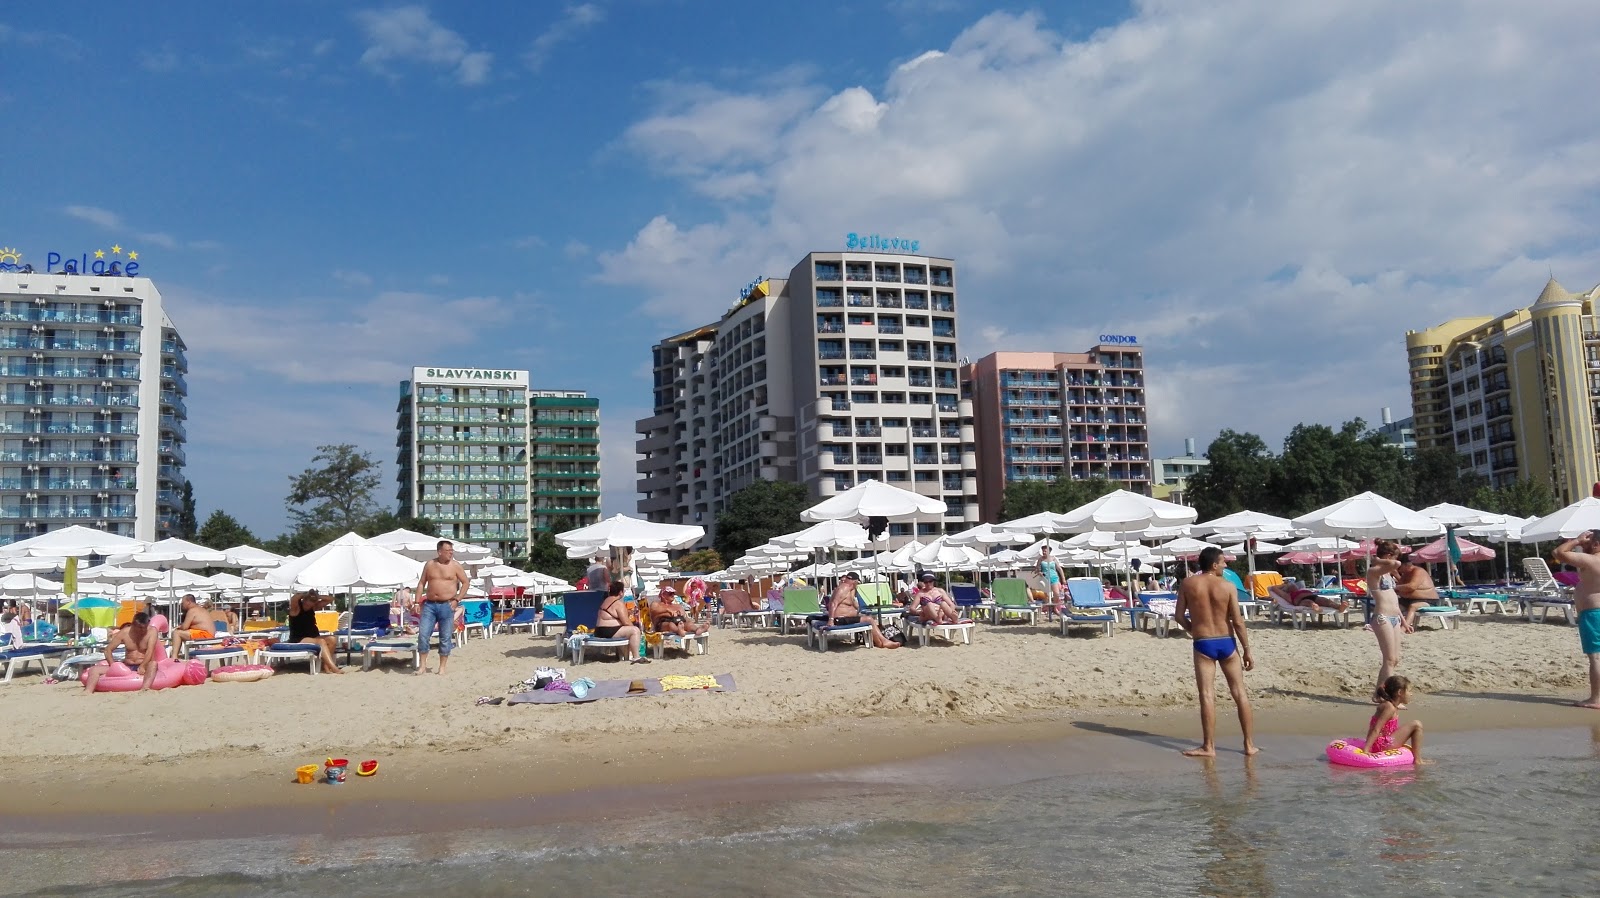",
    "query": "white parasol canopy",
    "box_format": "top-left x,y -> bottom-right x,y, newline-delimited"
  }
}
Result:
0,525 -> 149,559
1291,492 -> 1445,539
1519,497 -> 1600,542
1417,503 -> 1508,528
222,545 -> 287,569
945,522 -> 1033,546
367,528 -> 494,561
801,478 -> 945,522
108,537 -> 227,569
555,514 -> 705,551
770,519 -> 872,550
265,533 -> 425,591
1053,489 -> 1199,535
0,572 -> 64,596
910,536 -> 986,571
